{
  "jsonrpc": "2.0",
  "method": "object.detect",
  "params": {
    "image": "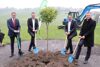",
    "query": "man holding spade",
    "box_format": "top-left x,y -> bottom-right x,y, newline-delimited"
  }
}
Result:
27,12 -> 39,52
65,15 -> 77,54
7,12 -> 24,57
75,12 -> 96,64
